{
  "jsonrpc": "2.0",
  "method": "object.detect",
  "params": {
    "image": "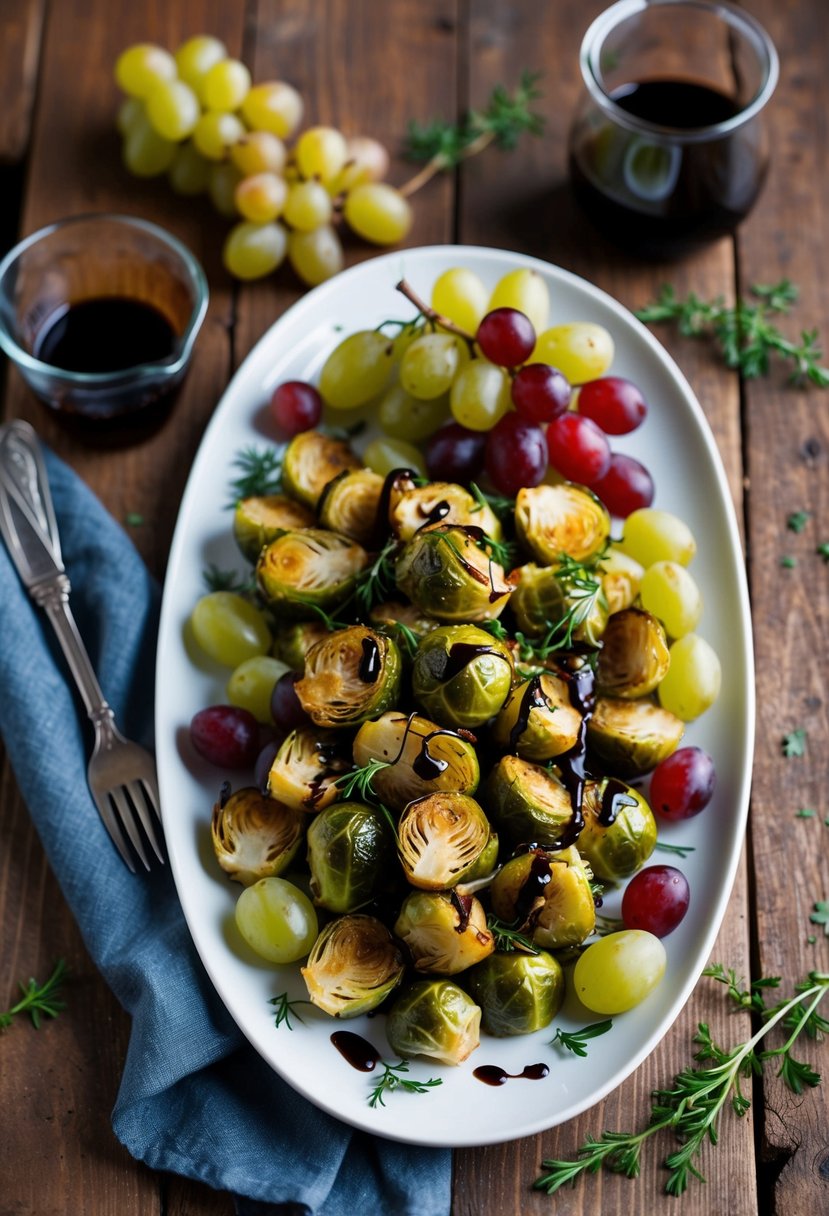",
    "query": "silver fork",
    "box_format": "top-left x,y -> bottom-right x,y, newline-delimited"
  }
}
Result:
0,420 -> 164,873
